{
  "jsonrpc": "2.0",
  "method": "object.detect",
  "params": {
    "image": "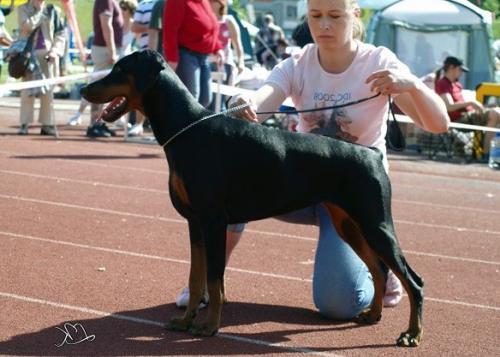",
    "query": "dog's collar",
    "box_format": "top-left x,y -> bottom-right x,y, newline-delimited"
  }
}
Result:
160,103 -> 251,148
